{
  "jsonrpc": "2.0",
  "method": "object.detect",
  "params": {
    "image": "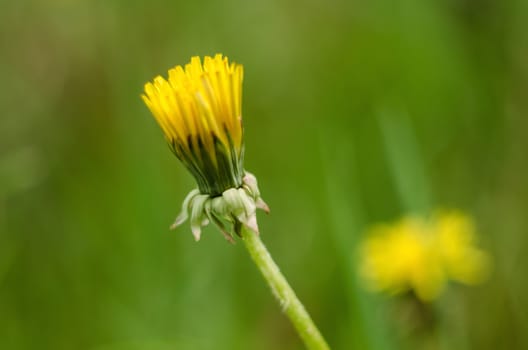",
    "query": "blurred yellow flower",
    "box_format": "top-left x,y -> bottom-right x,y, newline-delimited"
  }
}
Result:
358,211 -> 490,301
